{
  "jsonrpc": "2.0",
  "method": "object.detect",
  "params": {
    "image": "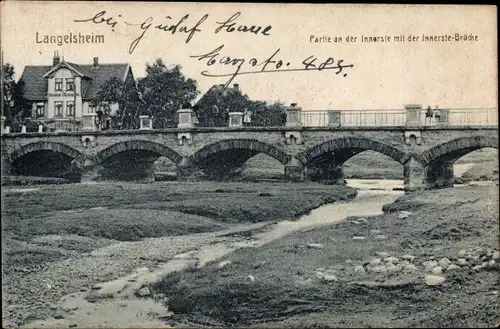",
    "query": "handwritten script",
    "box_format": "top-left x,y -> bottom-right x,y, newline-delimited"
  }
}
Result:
191,45 -> 354,91
74,11 -> 272,54
74,10 -> 353,94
